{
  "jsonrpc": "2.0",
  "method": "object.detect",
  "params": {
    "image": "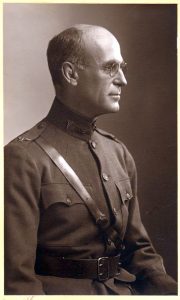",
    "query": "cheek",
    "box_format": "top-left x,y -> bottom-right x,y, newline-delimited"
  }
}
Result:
80,72 -> 111,103
98,81 -> 112,101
